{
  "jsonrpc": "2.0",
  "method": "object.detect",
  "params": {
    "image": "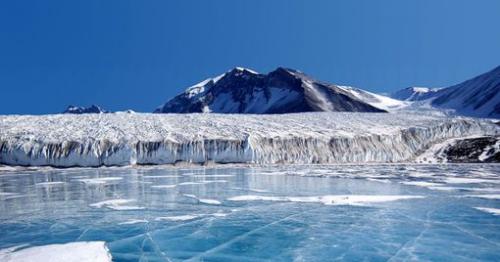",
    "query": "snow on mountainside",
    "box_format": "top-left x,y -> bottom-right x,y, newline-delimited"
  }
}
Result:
0,112 -> 498,167
432,66 -> 500,118
63,105 -> 108,114
155,67 -> 404,114
391,66 -> 500,118
391,87 -> 442,101
336,86 -> 408,111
